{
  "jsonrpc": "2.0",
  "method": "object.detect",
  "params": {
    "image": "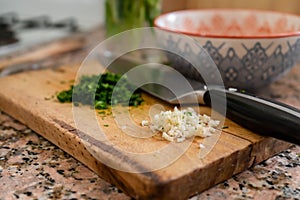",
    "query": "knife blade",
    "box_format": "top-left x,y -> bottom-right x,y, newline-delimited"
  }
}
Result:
106,53 -> 300,145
